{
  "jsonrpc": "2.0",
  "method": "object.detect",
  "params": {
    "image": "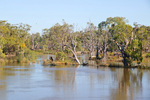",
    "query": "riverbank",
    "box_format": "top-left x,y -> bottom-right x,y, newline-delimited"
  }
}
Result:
0,50 -> 41,66
1,51 -> 149,69
1,57 -> 150,100
89,52 -> 150,69
42,59 -> 79,66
